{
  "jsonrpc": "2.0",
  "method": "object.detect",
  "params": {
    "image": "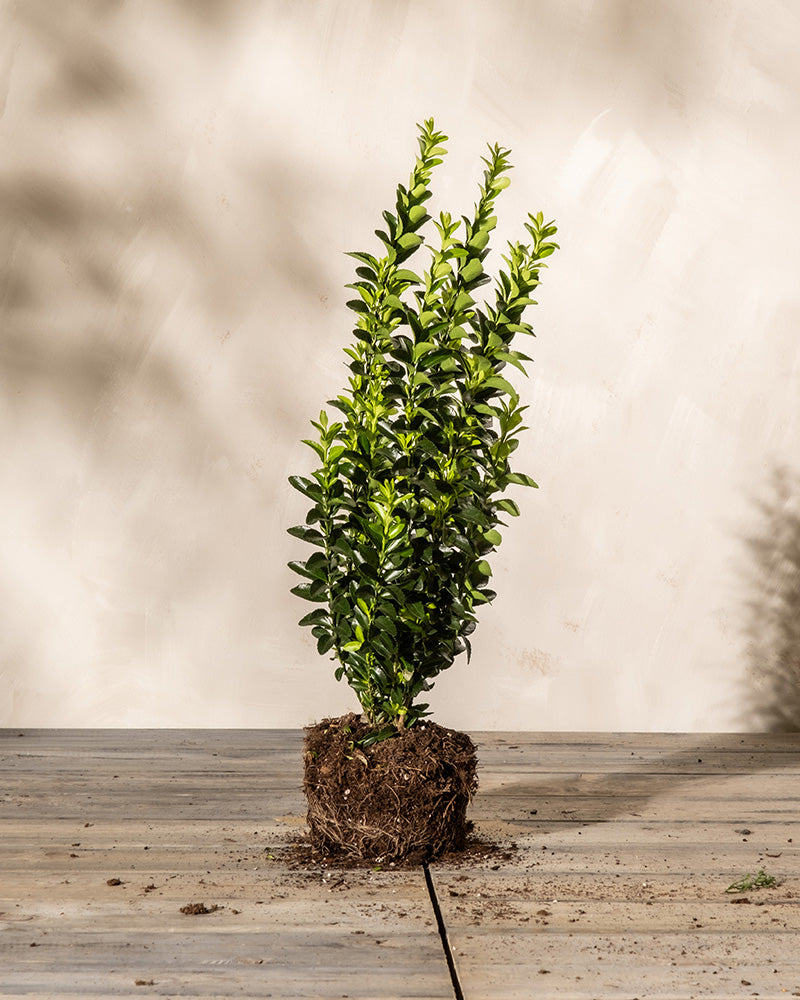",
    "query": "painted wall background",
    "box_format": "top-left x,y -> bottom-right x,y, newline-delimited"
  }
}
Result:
2,0 -> 800,731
